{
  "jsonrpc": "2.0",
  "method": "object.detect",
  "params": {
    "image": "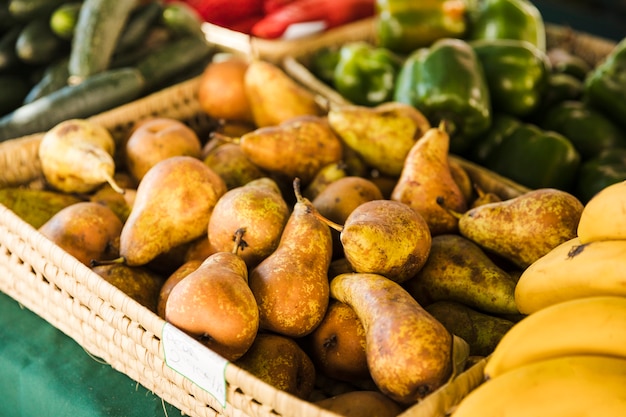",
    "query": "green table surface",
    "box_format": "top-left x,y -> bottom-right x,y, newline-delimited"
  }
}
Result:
0,291 -> 184,417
